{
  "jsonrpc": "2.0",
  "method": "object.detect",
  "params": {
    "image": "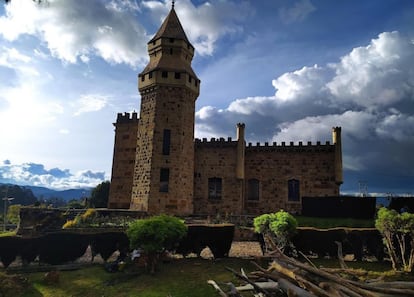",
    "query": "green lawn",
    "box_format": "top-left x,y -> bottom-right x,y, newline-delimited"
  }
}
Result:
295,216 -> 375,229
15,258 -> 262,297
